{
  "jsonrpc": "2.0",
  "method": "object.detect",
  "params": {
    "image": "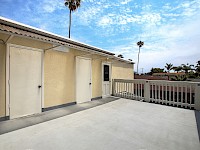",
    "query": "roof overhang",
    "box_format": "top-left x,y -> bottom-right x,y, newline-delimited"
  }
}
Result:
0,16 -> 134,64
